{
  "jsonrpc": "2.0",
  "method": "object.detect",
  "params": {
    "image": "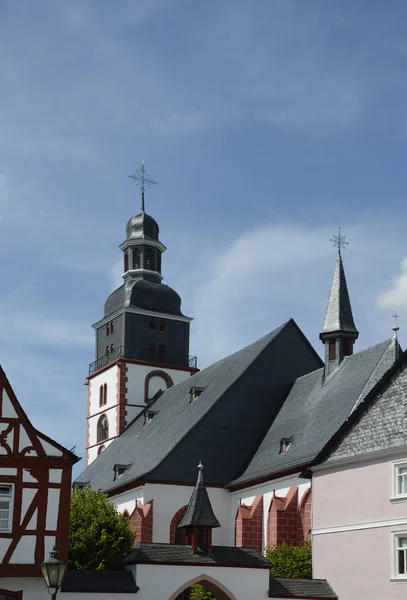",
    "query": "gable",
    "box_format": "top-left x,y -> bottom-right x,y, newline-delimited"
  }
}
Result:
0,366 -> 76,460
326,356 -> 407,464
